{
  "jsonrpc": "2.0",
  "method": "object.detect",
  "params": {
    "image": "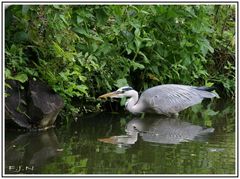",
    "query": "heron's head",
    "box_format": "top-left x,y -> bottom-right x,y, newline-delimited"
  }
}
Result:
98,86 -> 136,99
125,119 -> 145,135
